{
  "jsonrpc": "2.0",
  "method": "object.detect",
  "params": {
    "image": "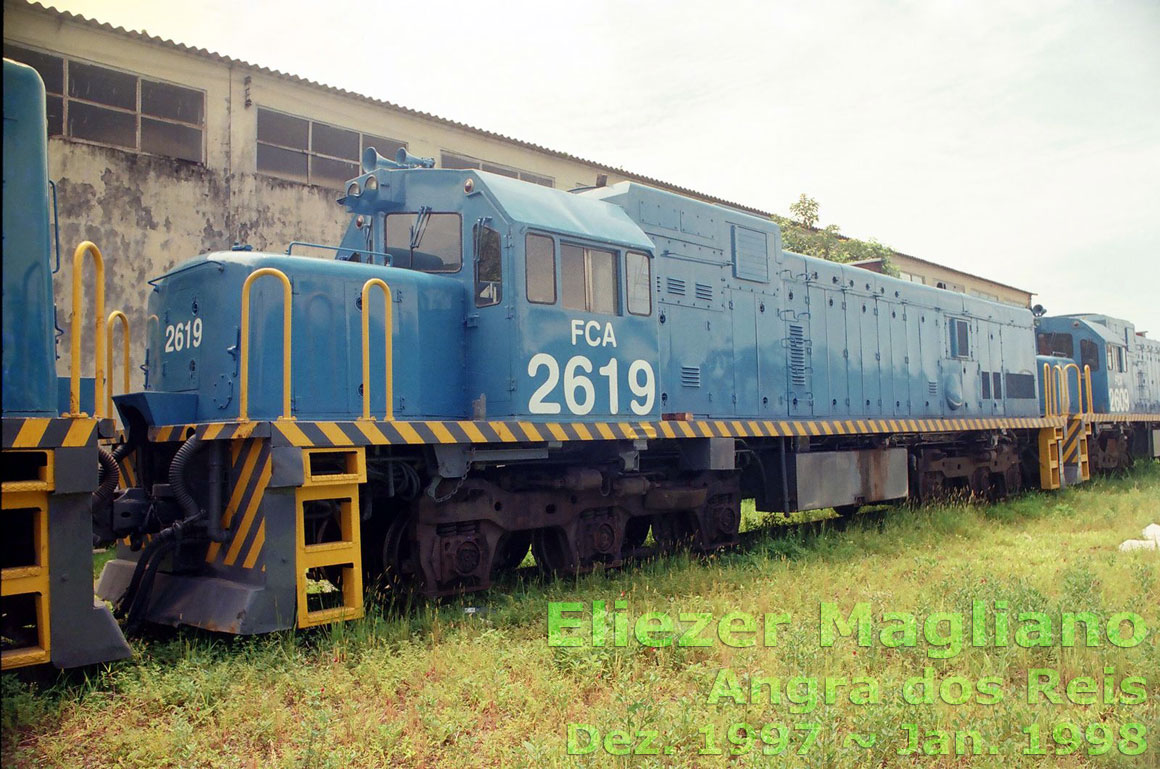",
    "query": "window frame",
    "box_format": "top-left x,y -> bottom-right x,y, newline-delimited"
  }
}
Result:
383,211 -> 463,273
3,43 -> 206,163
474,221 -> 503,308
625,250 -> 652,316
949,317 -> 971,360
560,241 -> 621,316
256,106 -> 406,188
524,232 -> 557,305
440,150 -> 554,187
